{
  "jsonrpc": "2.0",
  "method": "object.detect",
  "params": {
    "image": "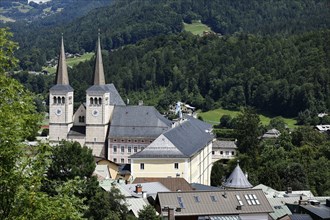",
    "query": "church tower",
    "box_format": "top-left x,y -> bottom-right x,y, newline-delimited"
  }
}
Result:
85,33 -> 113,156
49,36 -> 74,144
